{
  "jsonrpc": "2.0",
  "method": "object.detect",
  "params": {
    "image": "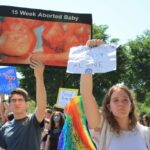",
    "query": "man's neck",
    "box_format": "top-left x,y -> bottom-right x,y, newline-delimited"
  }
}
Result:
14,113 -> 27,120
